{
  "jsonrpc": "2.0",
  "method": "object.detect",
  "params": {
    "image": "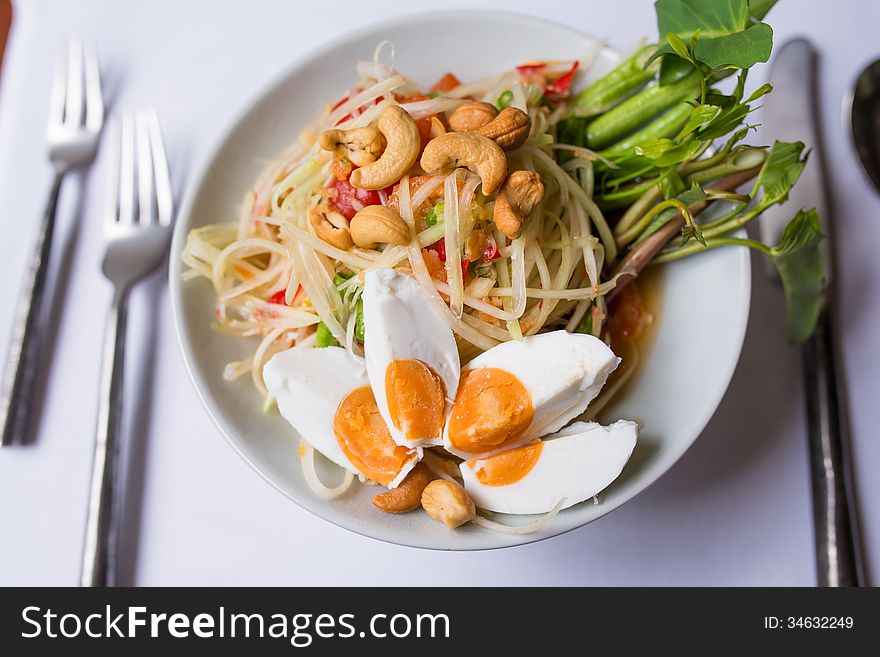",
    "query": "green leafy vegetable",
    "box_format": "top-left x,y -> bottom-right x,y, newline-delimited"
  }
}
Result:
655,0 -> 774,70
751,140 -> 808,204
770,208 -> 824,342
555,0 -> 822,342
